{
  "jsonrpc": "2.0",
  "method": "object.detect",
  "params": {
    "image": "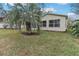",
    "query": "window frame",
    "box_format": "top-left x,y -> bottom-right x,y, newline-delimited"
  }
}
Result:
42,21 -> 47,27
49,19 -> 60,27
